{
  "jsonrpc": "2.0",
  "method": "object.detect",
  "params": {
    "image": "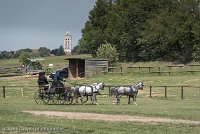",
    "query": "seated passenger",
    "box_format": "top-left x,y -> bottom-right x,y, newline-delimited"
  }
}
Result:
37,71 -> 49,90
